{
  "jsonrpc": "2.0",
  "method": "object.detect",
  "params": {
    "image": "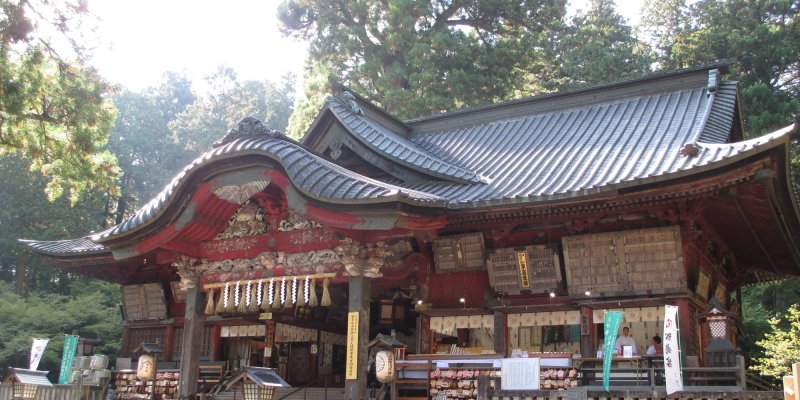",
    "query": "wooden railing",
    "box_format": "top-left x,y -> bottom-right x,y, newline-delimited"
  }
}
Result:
473,356 -> 784,400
